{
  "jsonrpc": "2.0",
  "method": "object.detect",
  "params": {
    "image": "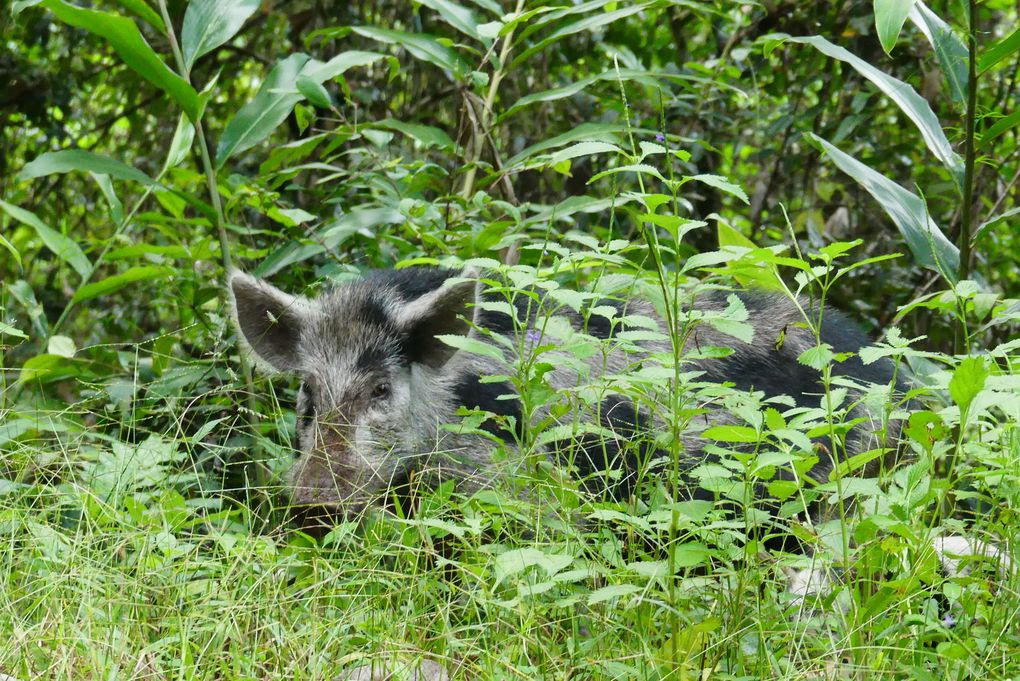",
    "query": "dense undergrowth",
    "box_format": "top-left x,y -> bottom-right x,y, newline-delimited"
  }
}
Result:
2,0 -> 1019,678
